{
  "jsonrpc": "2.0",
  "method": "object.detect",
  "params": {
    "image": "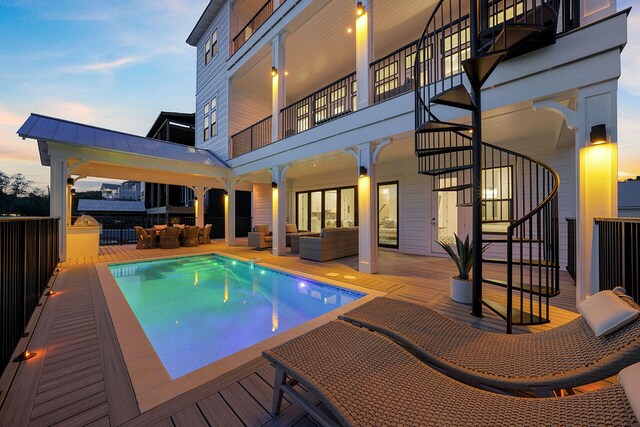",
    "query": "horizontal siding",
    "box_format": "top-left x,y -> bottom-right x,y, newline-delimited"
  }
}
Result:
253,183 -> 272,229
229,86 -> 272,136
